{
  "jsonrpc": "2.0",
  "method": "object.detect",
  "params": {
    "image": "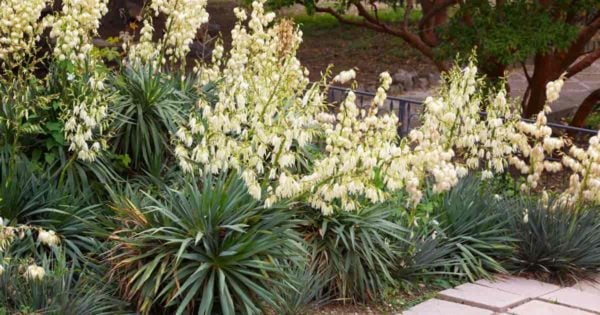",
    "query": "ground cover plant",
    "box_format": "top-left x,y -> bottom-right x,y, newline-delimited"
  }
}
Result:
0,0 -> 600,314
